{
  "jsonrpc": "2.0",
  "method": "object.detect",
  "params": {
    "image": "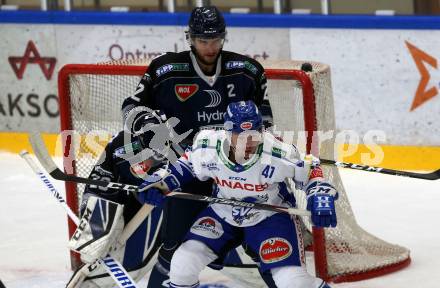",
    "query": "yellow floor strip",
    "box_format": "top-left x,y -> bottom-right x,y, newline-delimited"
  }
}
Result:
0,132 -> 59,156
1,132 -> 439,171
339,144 -> 440,171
